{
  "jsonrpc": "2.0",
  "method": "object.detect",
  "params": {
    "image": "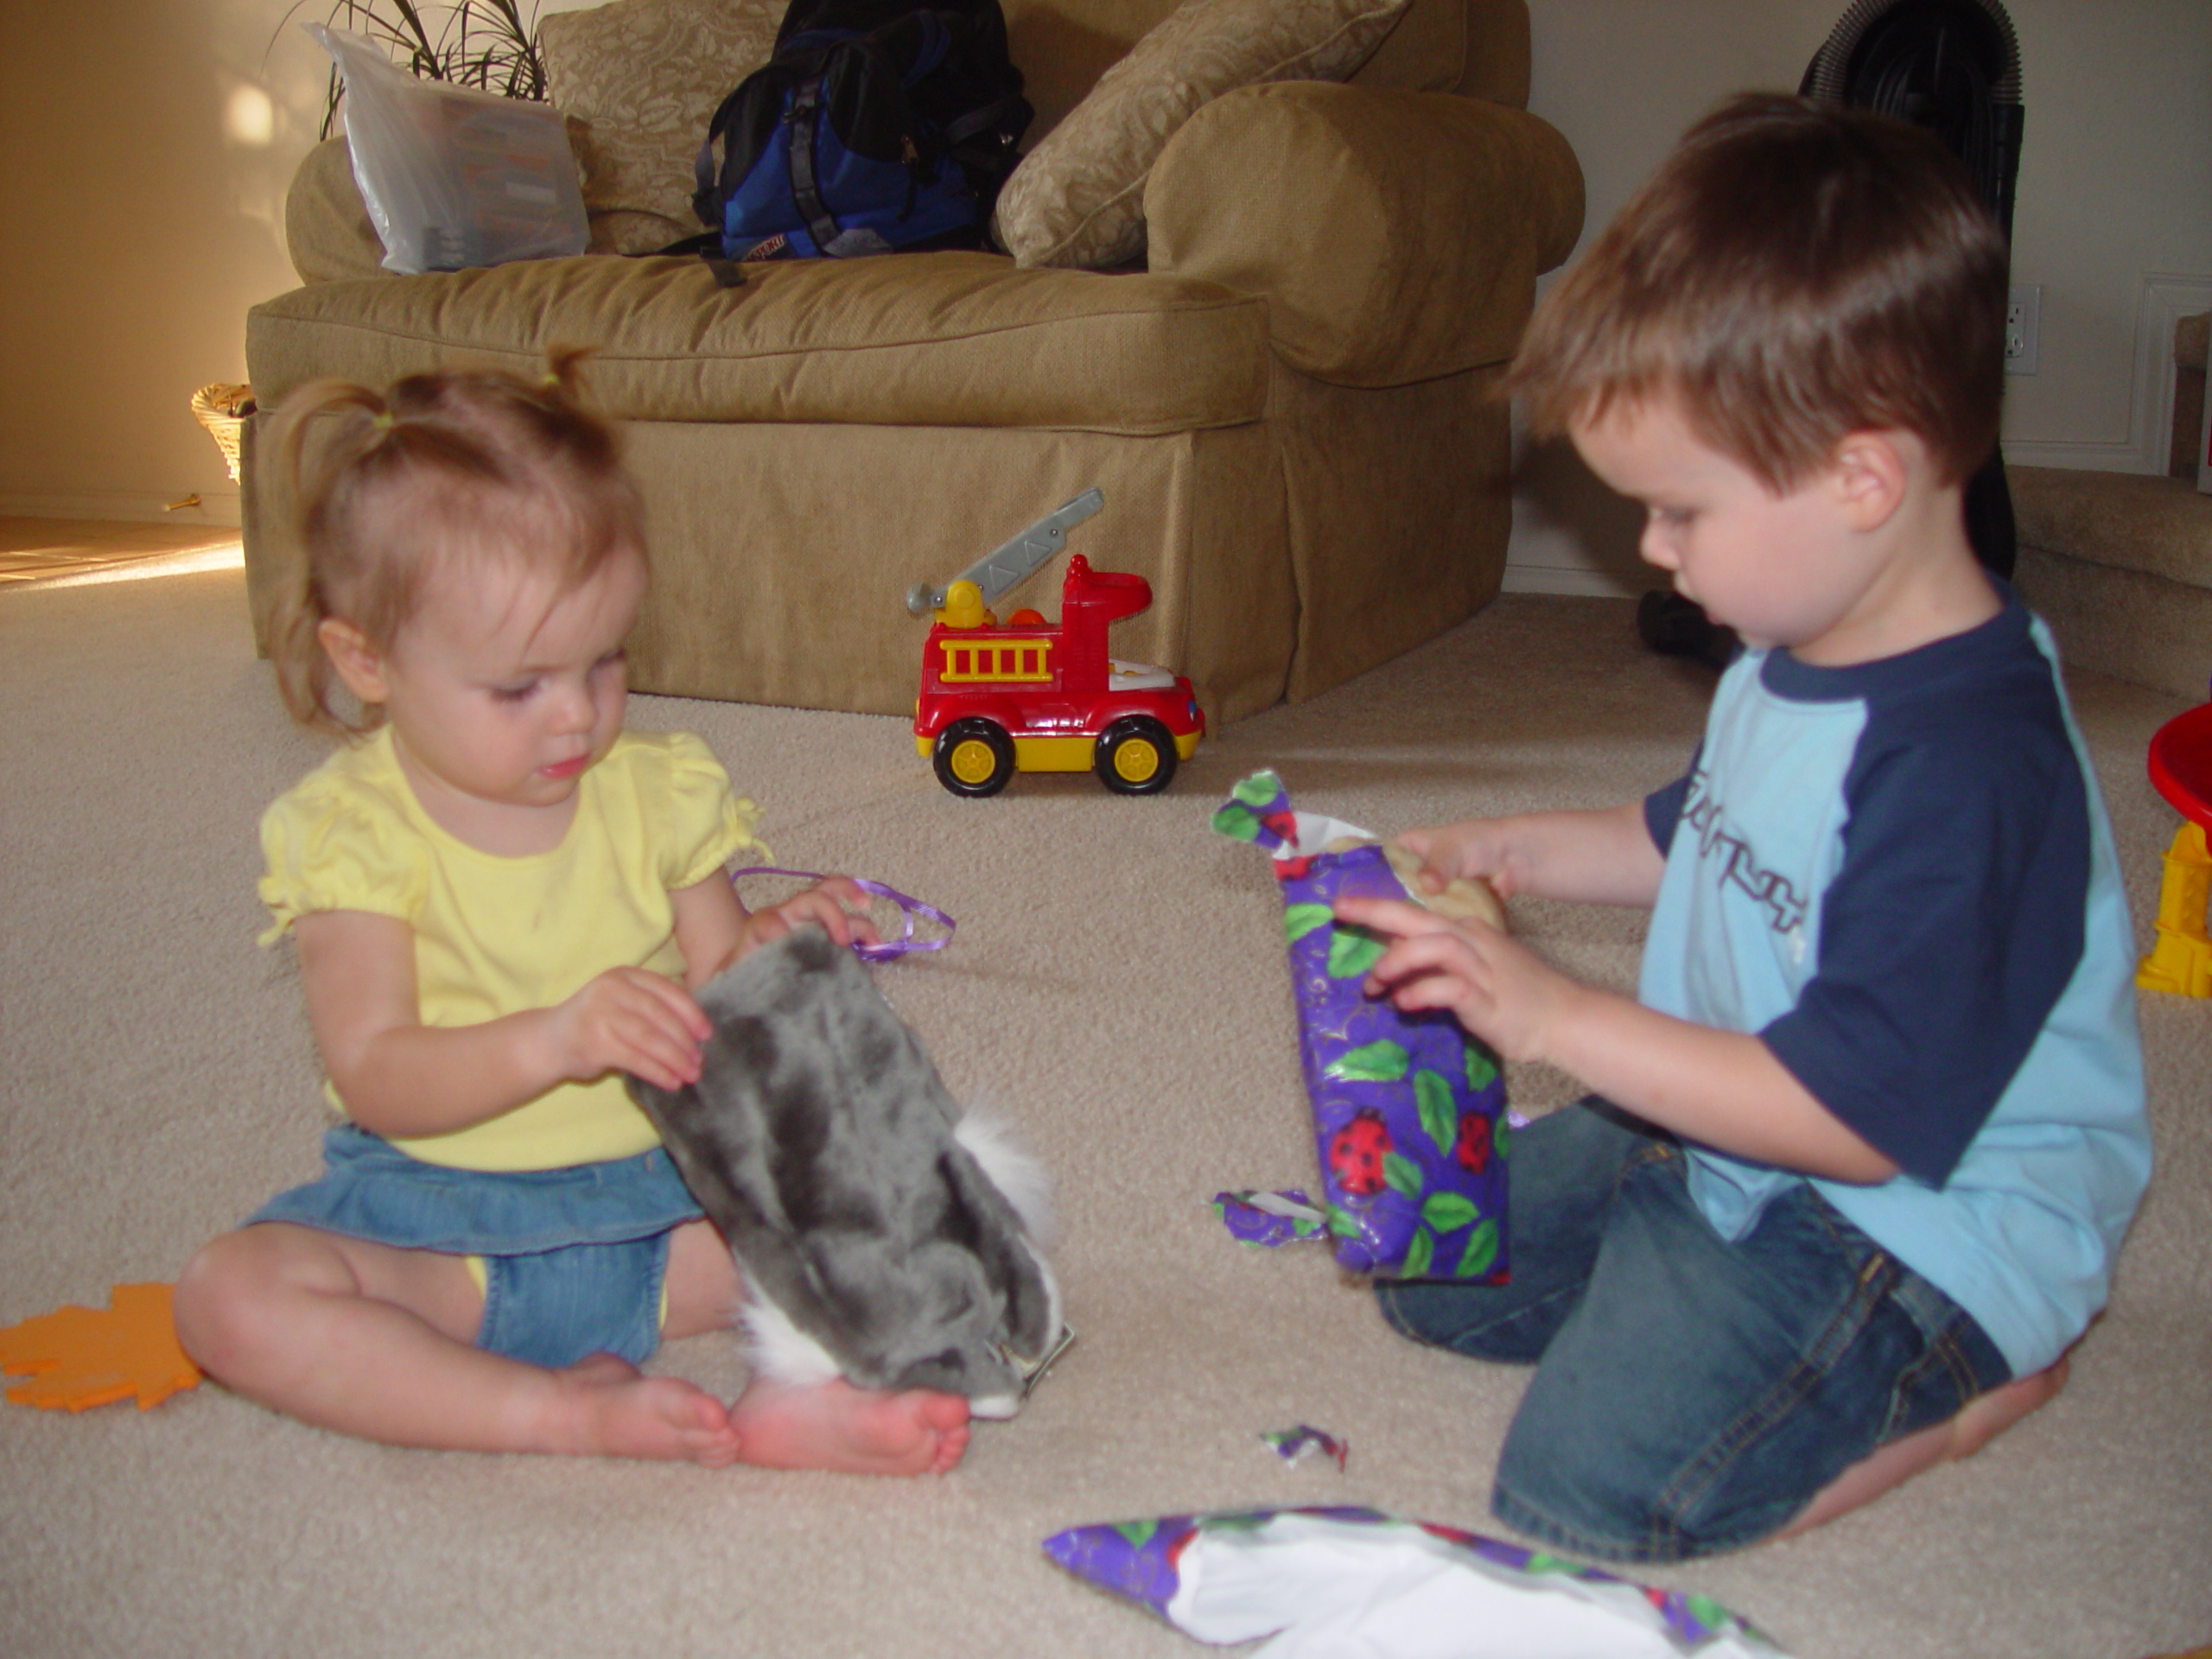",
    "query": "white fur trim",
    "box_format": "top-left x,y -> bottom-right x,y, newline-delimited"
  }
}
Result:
738,1290 -> 842,1389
